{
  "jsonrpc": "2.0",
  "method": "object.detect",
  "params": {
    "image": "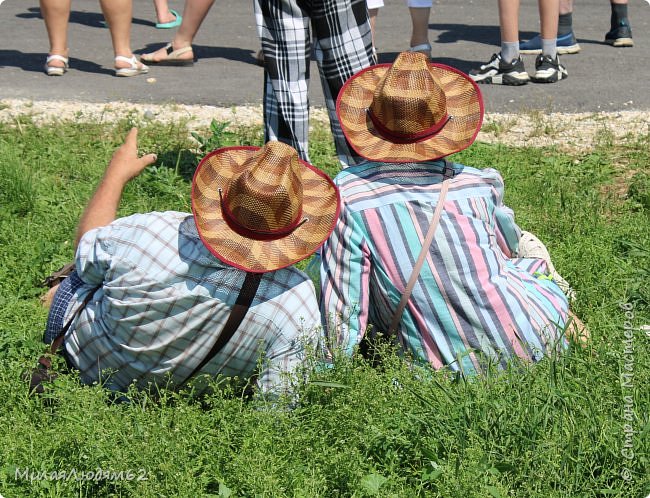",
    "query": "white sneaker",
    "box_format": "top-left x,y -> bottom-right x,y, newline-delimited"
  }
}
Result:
518,231 -> 576,301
